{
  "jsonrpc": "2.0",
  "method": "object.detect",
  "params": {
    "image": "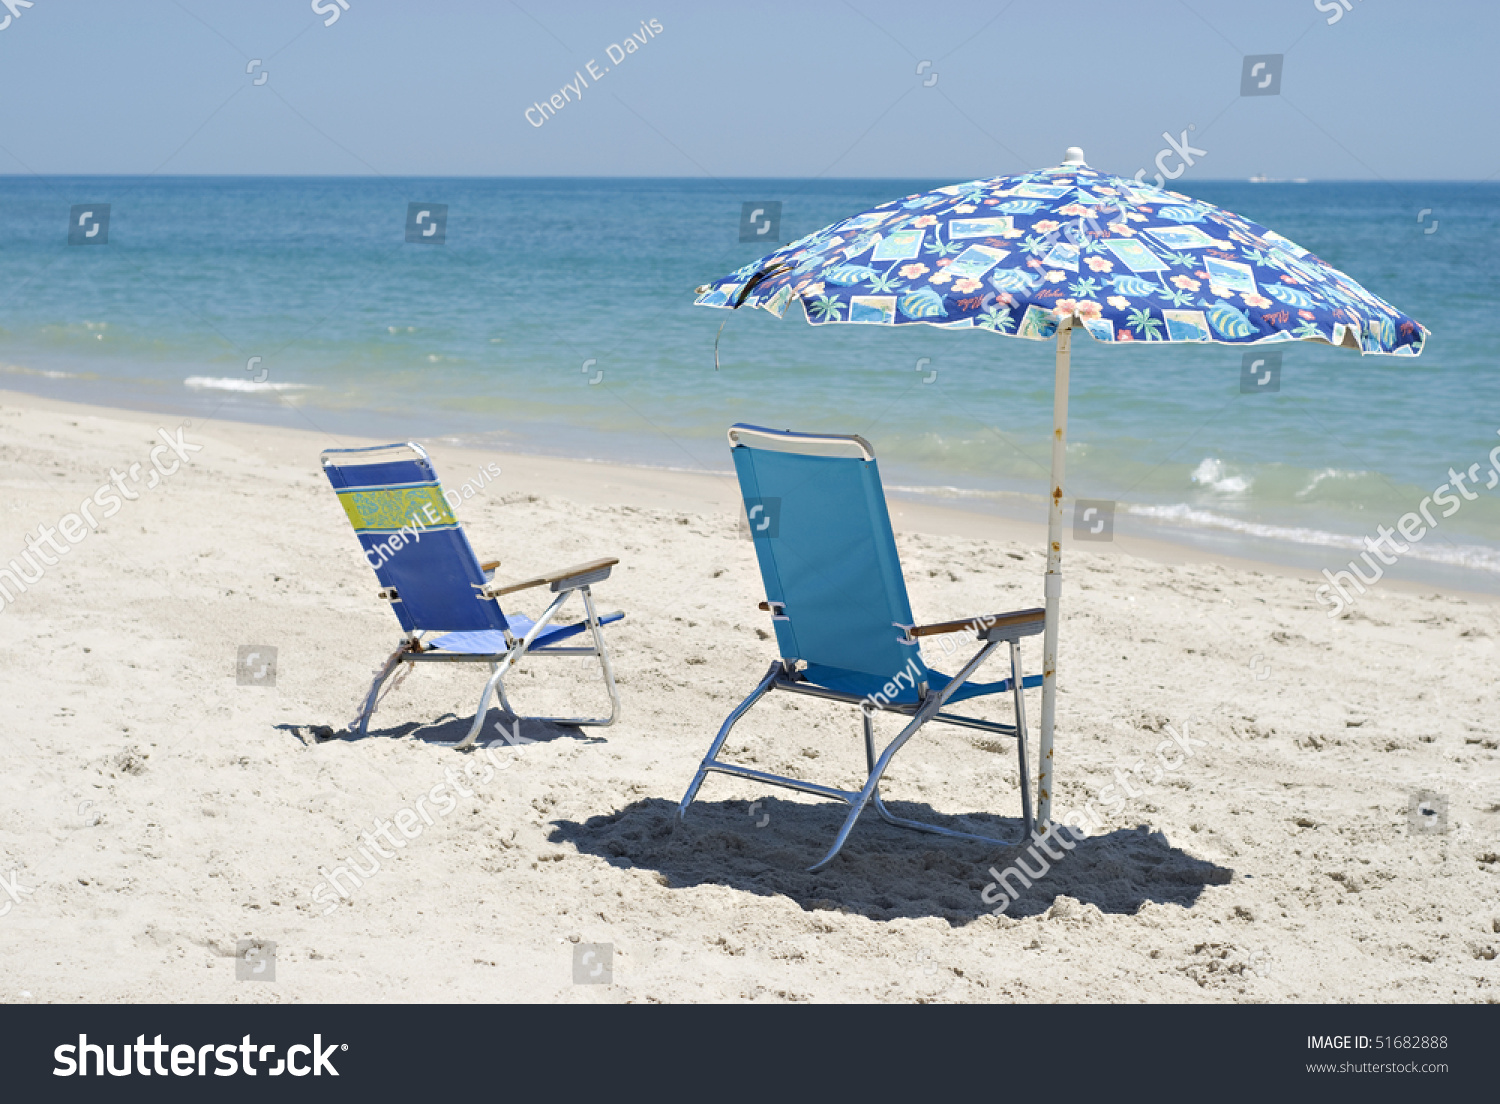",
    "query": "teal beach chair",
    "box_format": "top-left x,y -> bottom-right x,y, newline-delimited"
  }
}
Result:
678,425 -> 1044,871
322,442 -> 622,749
